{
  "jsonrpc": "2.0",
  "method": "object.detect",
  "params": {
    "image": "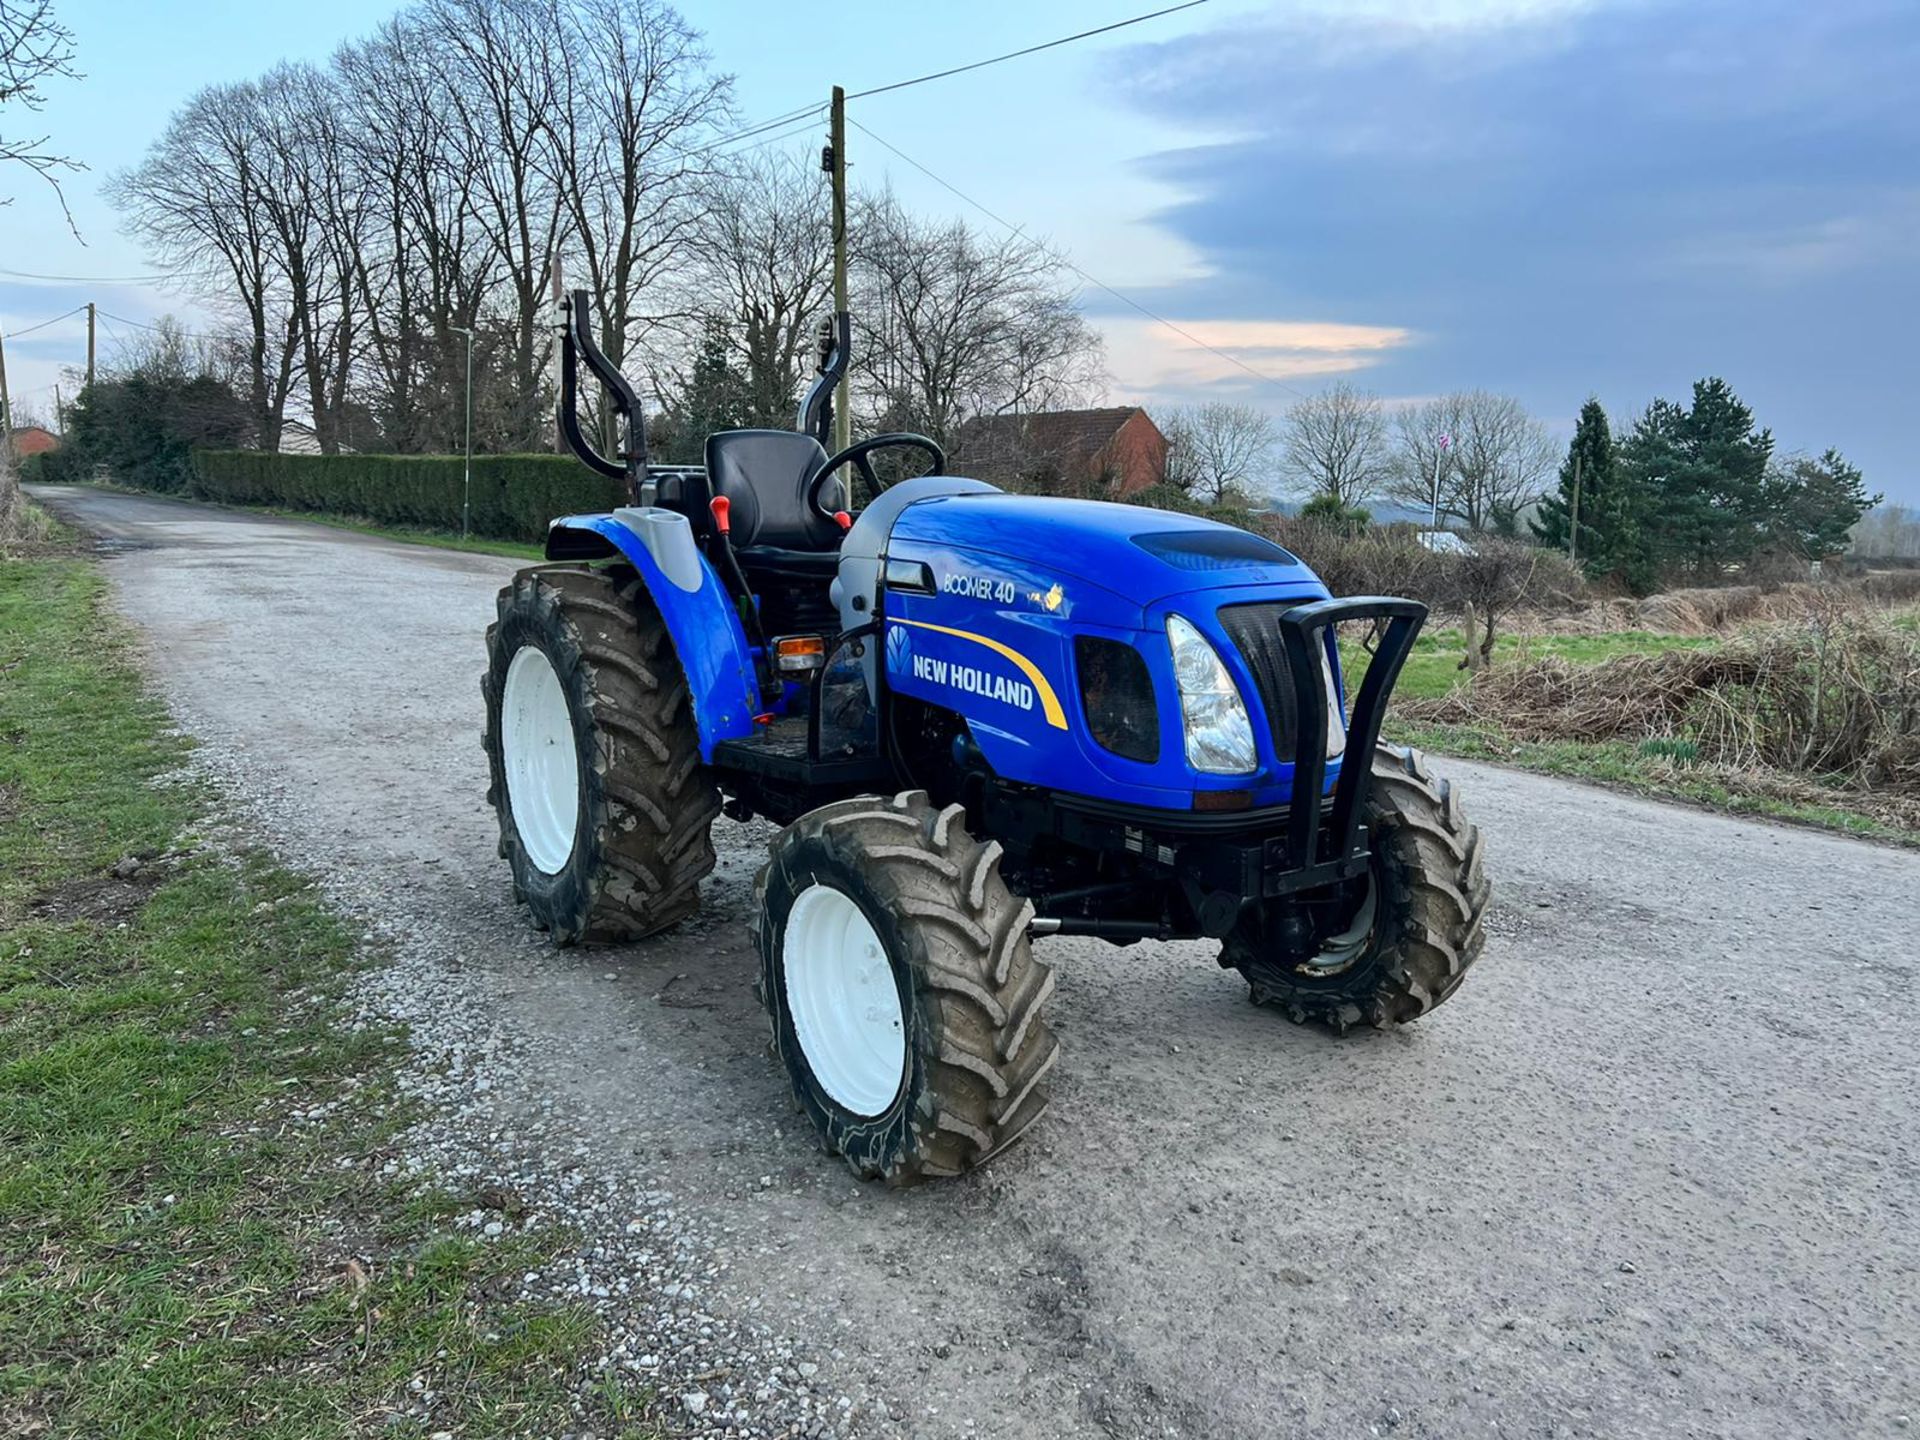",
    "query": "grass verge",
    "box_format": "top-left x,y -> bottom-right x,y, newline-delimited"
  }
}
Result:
0,529 -> 650,1436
